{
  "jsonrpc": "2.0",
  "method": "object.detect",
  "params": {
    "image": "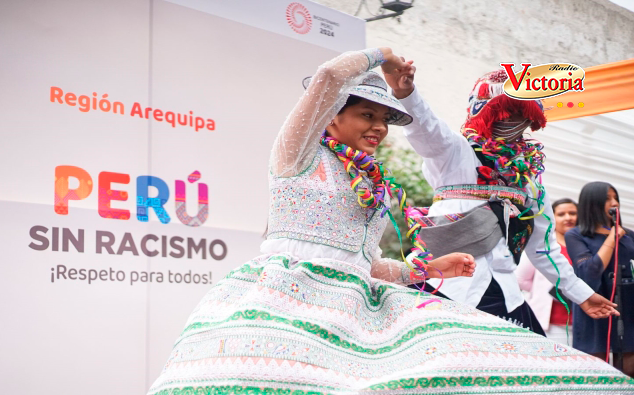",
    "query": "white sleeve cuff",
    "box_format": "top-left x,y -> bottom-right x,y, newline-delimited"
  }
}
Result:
563,277 -> 594,305
397,85 -> 422,113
